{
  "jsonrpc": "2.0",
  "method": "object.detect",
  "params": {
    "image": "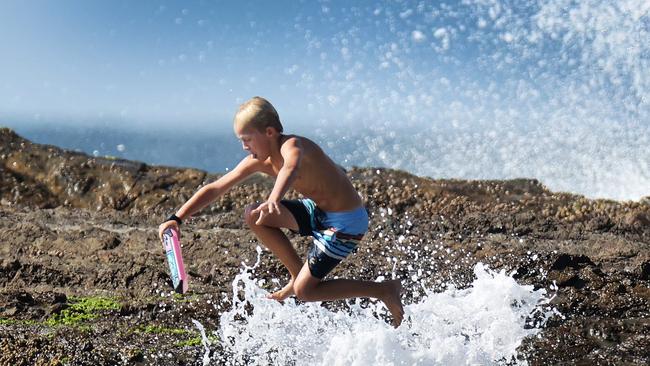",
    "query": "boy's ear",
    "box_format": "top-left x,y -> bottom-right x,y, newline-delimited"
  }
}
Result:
265,126 -> 276,136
